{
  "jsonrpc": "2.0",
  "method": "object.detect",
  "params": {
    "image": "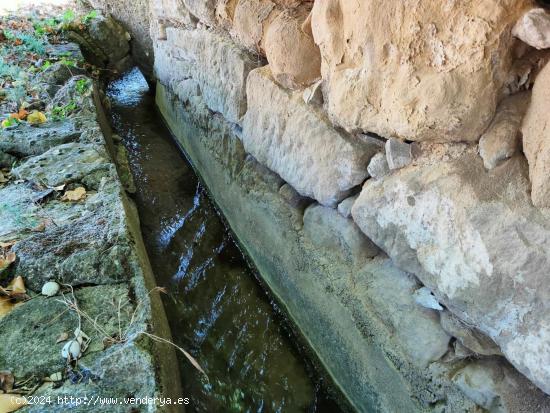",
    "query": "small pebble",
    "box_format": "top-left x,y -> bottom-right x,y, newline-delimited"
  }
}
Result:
41,281 -> 60,297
